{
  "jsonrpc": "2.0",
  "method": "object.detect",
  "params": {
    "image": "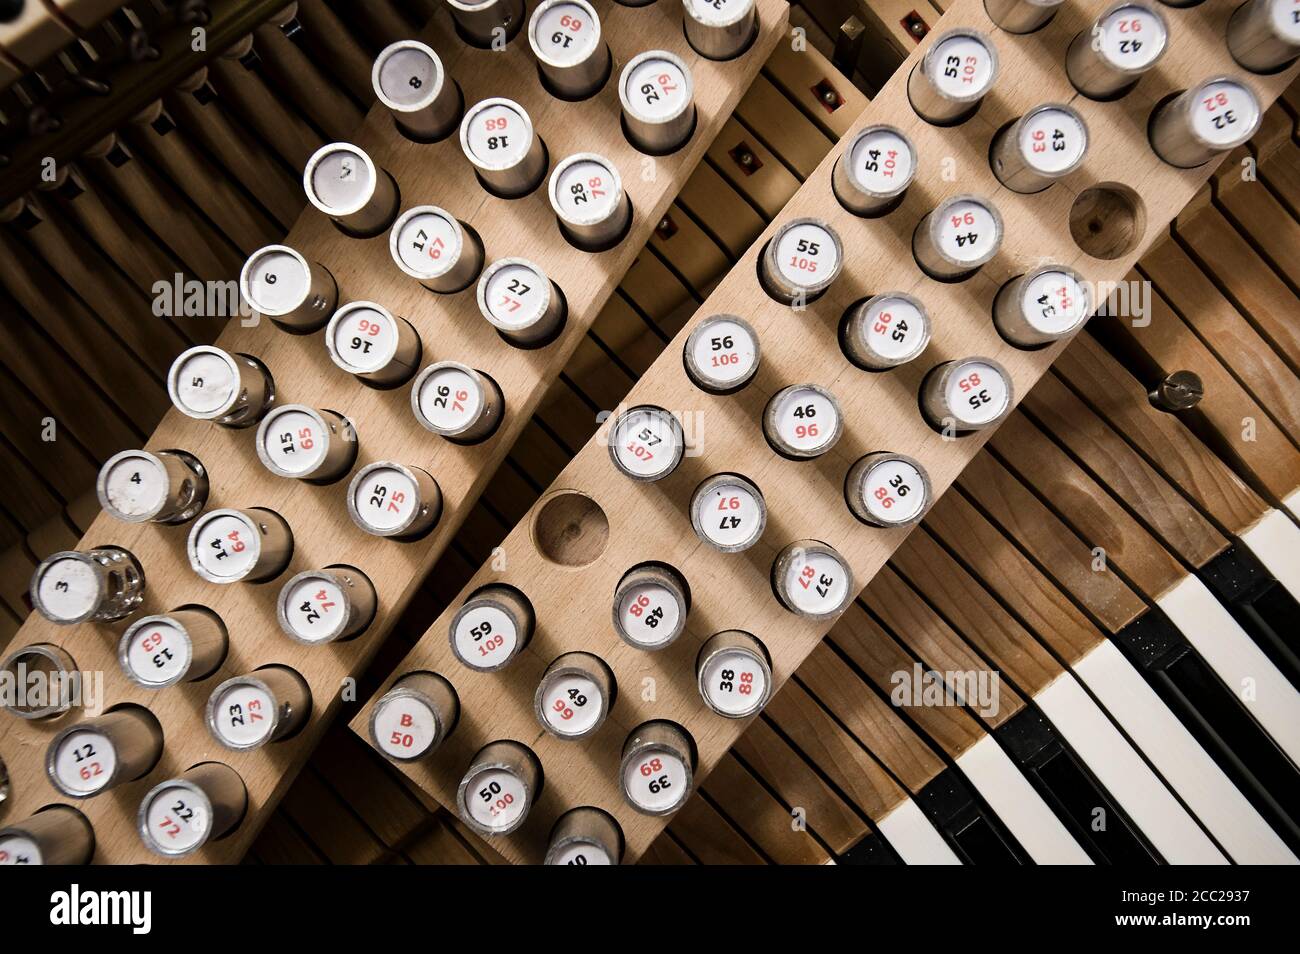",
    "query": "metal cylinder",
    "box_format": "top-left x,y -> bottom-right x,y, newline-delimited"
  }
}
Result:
548,152 -> 631,251
255,405 -> 357,483
763,383 -> 843,459
832,124 -> 917,217
619,50 -> 696,153
545,807 -> 623,864
1149,77 -> 1263,168
372,40 -> 462,142
411,361 -> 504,444
1067,3 -> 1169,99
137,762 -> 247,858
1229,0 -> 1300,73
31,547 -> 145,625
912,194 -> 1003,281
97,449 -> 208,525
607,405 -> 686,481
347,461 -> 443,539
994,264 -> 1092,347
390,205 -> 485,293
277,565 -> 377,645
239,244 -> 337,331
771,540 -> 854,619
990,103 -> 1089,193
0,806 -> 95,865
456,740 -> 542,836
167,345 -> 274,428
303,142 -> 399,237
984,0 -> 1063,34
370,671 -> 460,761
907,29 -> 999,125
683,314 -> 760,394
1149,370 -> 1204,411
476,257 -> 567,346
529,0 -> 611,98
620,721 -> 695,815
325,301 -> 422,387
186,507 -> 294,584
684,0 -> 758,60
449,584 -> 535,671
447,0 -> 526,46
119,607 -> 228,689
460,97 -> 548,198
613,563 -> 690,650
696,630 -> 772,718
840,292 -> 931,370
47,706 -> 163,798
1,643 -> 79,719
845,452 -> 932,528
759,217 -> 843,305
920,356 -> 1014,432
690,472 -> 767,552
534,651 -> 616,739
205,665 -> 311,751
